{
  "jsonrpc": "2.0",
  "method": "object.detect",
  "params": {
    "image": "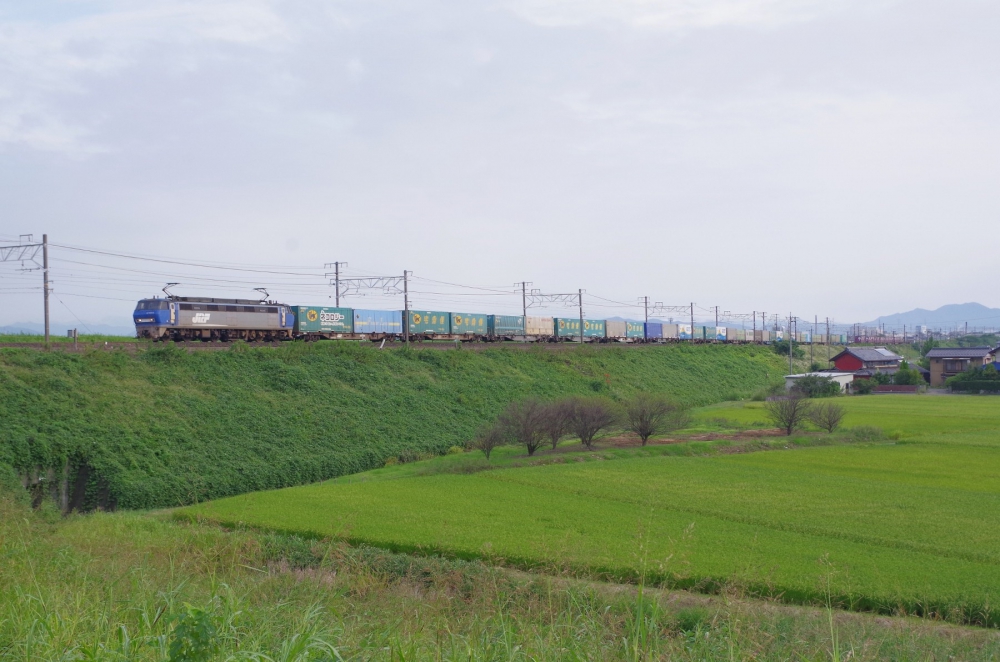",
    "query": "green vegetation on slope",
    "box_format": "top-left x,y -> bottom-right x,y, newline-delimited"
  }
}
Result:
182,396 -> 1000,625
0,342 -> 785,510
